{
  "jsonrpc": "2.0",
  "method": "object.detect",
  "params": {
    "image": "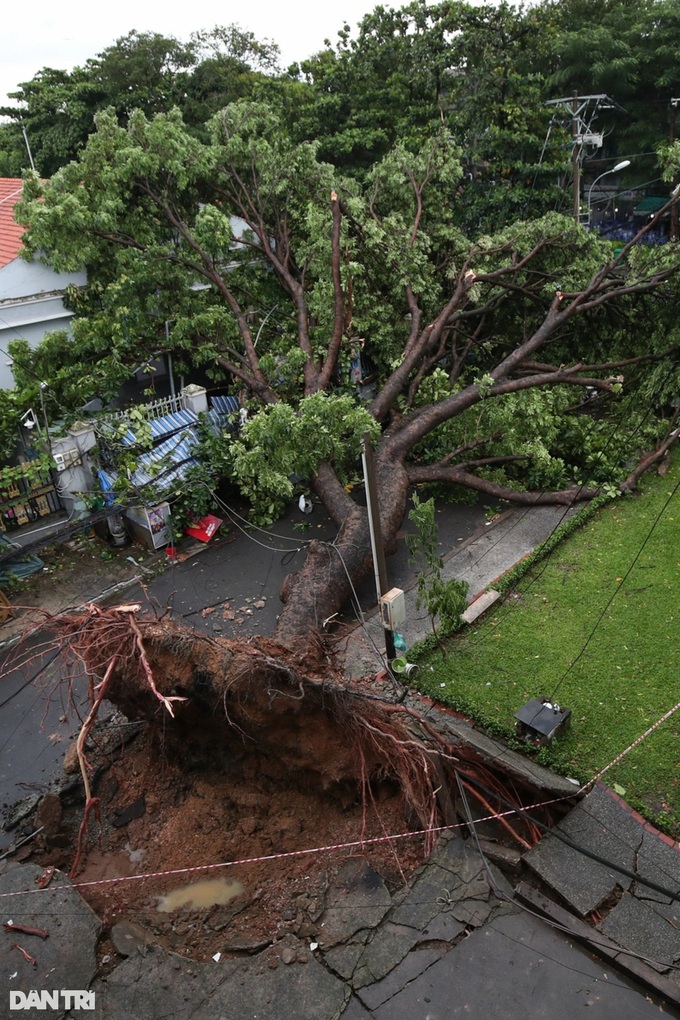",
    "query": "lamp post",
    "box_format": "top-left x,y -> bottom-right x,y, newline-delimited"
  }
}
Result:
586,160 -> 631,228
38,382 -> 51,449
